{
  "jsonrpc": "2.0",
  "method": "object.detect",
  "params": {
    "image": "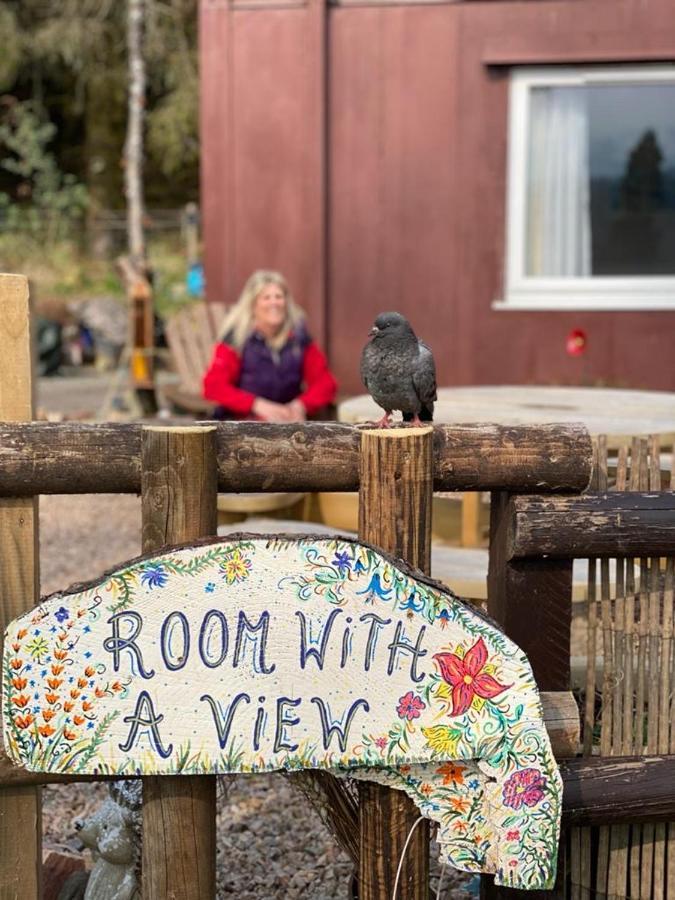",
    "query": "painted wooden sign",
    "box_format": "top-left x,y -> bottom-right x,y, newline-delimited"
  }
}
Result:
3,535 -> 561,889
